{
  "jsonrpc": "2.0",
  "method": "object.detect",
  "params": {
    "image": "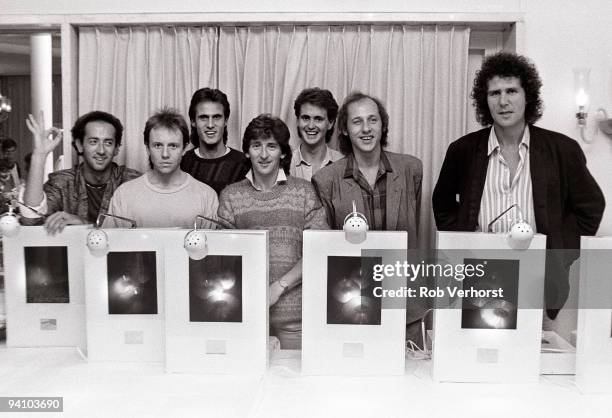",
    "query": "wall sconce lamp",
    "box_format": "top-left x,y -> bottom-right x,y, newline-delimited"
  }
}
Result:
343,201 -> 369,244
574,68 -> 590,128
487,203 -> 534,250
86,213 -> 137,257
0,91 -> 11,123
